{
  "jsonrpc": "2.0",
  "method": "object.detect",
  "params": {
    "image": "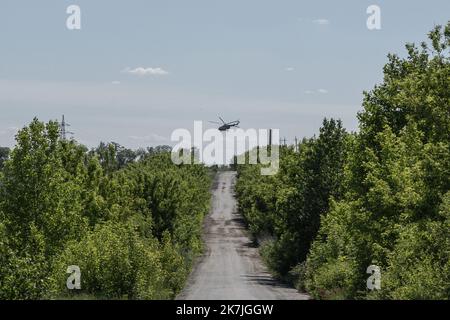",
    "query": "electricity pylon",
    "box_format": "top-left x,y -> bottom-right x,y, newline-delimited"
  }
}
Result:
60,115 -> 74,140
